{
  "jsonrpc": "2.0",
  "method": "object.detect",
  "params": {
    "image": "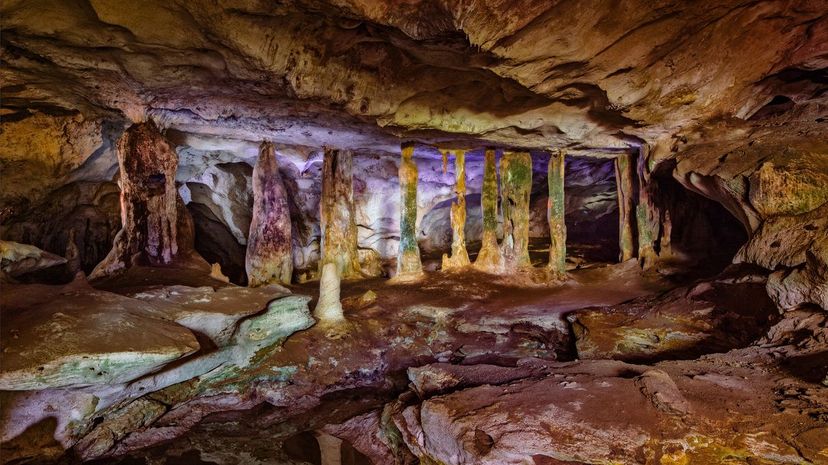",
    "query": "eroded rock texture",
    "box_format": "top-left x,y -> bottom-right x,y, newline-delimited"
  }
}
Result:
1,1 -> 827,464
396,144 -> 423,279
499,152 -> 532,271
90,122 -> 190,279
441,150 -> 471,271
246,142 -> 293,286
473,149 -> 504,273
615,152 -> 636,262
546,149 -> 566,275
320,148 -> 362,279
